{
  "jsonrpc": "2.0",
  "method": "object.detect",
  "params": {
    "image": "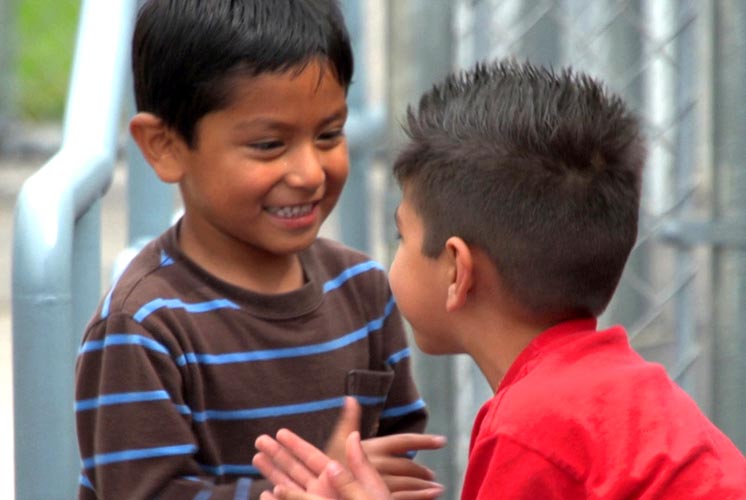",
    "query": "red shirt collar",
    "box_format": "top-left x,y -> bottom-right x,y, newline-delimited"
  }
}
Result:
497,317 -> 598,392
